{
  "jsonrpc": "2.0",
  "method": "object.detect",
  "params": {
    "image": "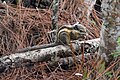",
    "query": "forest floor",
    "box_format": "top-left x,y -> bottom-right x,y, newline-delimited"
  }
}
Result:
0,1 -> 119,80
